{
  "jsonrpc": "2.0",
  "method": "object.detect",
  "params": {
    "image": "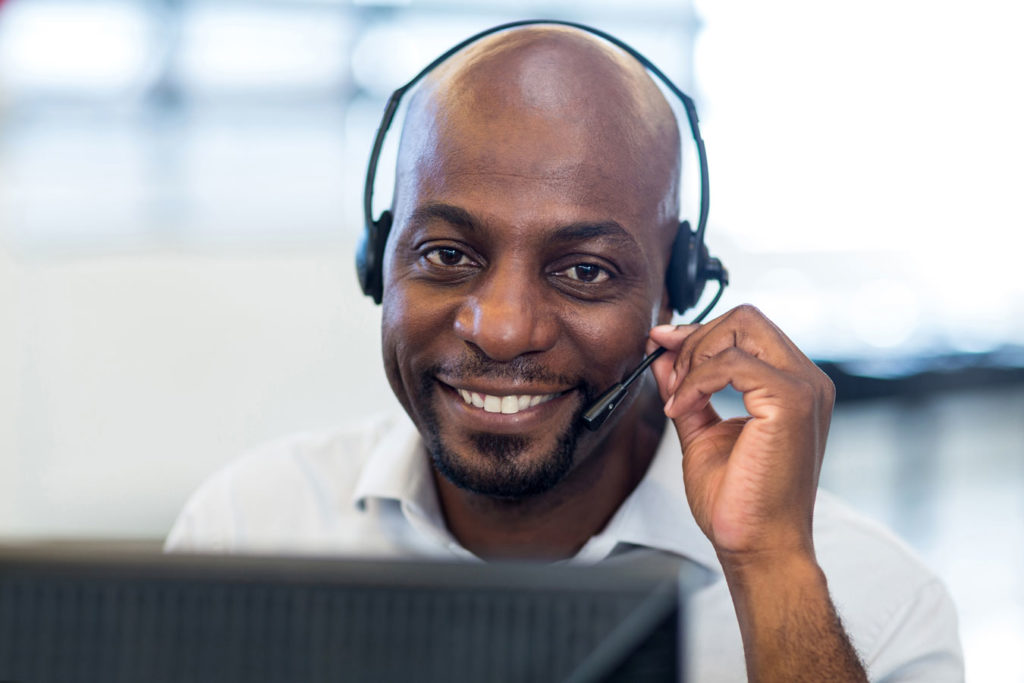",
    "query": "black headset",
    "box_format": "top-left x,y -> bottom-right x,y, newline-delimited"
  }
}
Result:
357,19 -> 729,430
